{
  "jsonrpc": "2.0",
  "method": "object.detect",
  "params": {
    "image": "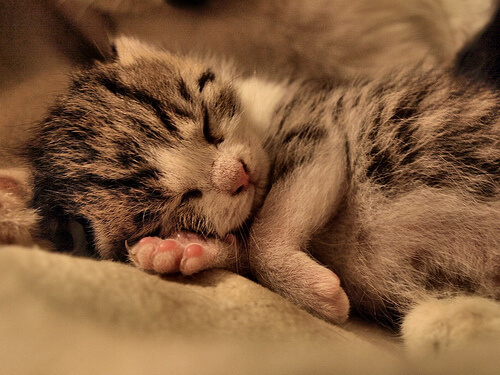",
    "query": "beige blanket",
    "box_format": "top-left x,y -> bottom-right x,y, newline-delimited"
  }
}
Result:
1,245 -> 405,374
3,245 -> 500,374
